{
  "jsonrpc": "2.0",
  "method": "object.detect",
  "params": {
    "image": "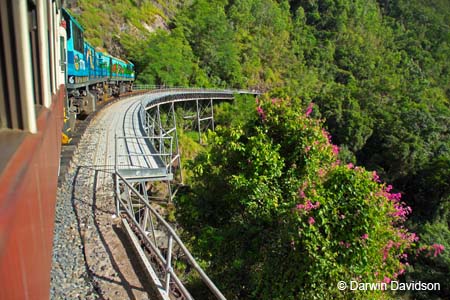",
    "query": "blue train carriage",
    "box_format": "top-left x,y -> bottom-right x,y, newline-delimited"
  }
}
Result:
61,8 -> 134,116
61,8 -> 96,114
95,49 -> 111,79
62,9 -> 113,114
108,56 -> 134,96
84,41 -> 96,80
62,8 -> 88,87
128,61 -> 136,81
